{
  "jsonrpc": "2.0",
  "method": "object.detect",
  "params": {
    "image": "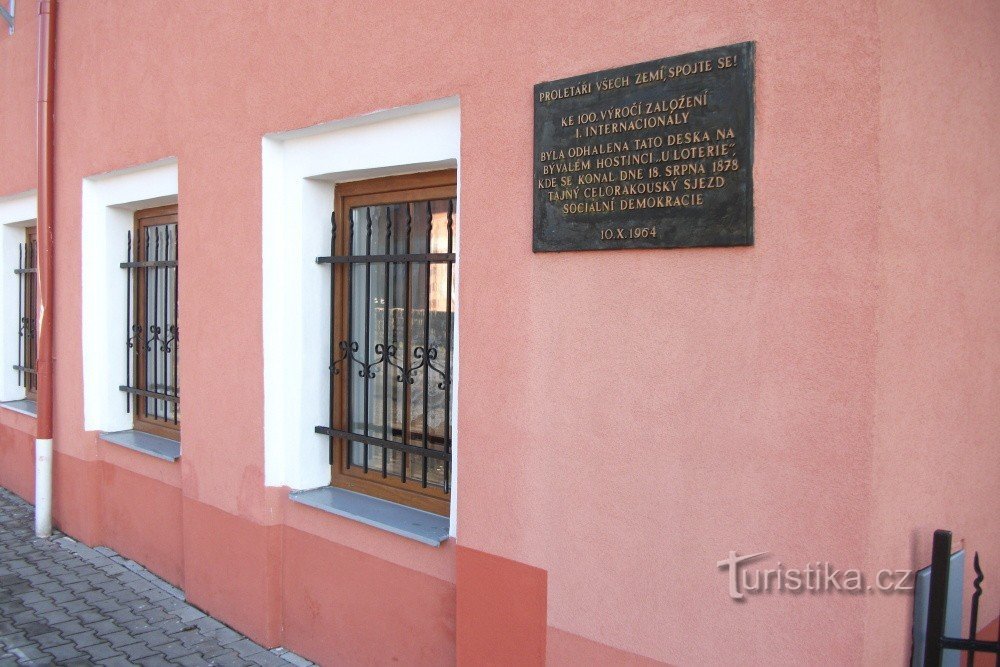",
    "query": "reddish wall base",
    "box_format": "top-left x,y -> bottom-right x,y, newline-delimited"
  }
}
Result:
456,546 -> 546,667
181,498 -> 282,647
52,451 -> 102,546
0,419 -> 34,502
282,526 -> 456,666
101,462 -> 184,587
546,627 -> 669,666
